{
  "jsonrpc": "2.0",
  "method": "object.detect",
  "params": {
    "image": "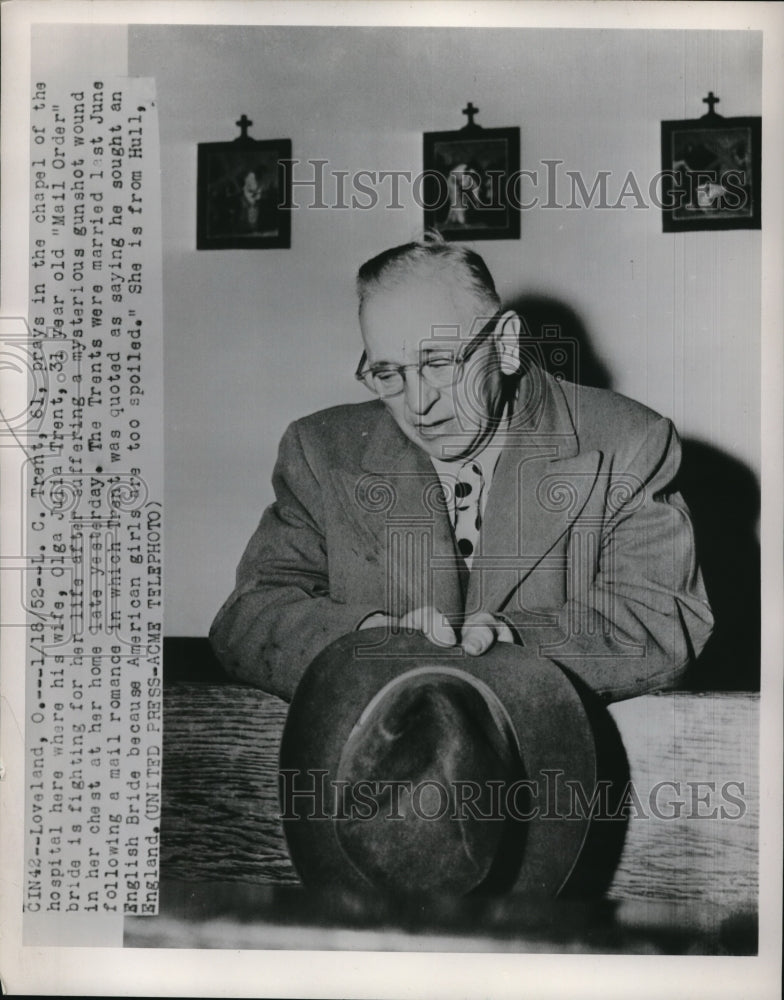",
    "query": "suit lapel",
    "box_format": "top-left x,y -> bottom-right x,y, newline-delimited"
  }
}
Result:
466,370 -> 602,614
333,410 -> 464,620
